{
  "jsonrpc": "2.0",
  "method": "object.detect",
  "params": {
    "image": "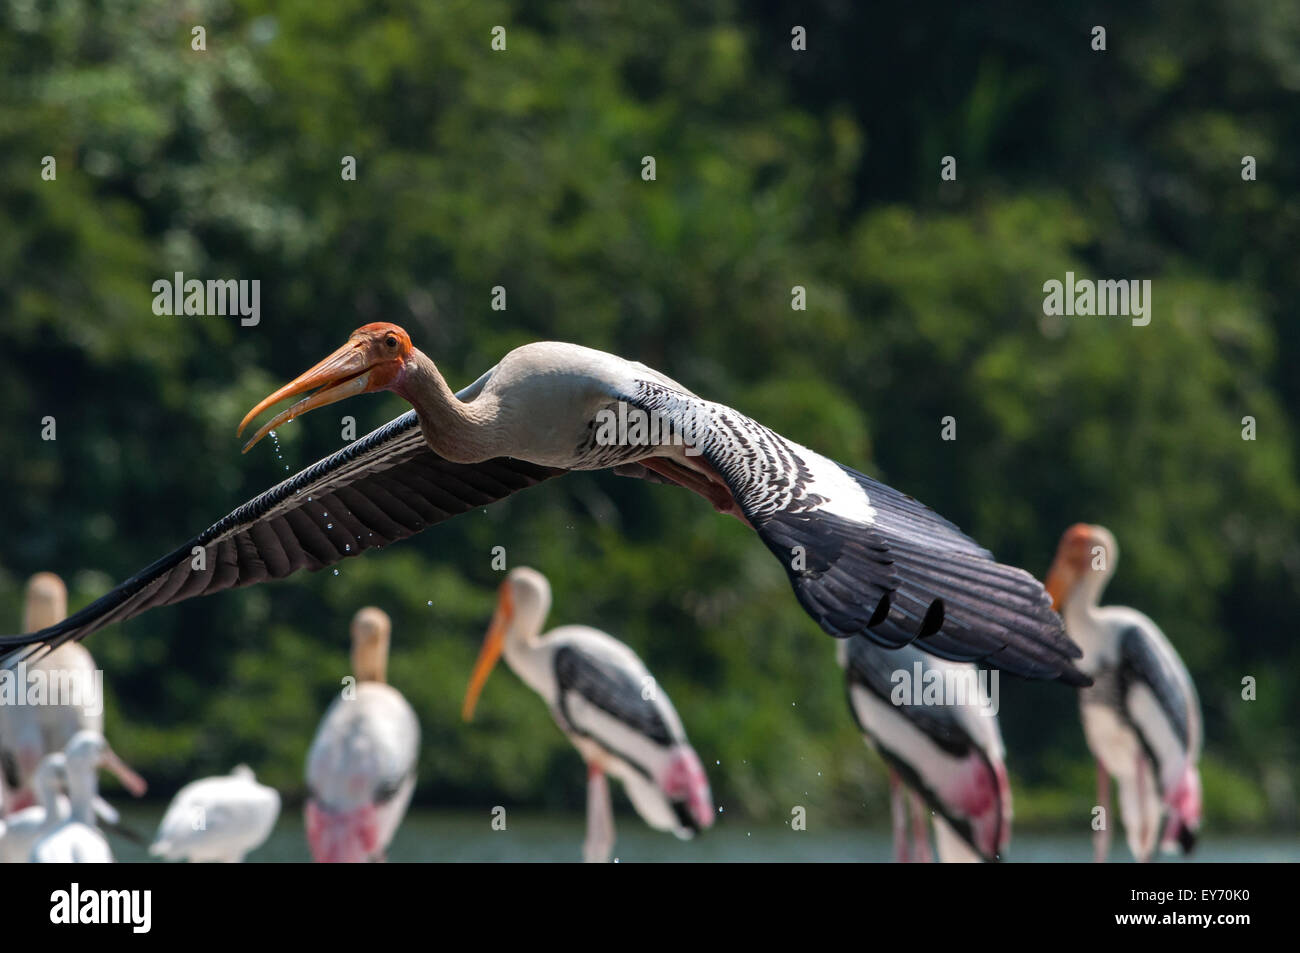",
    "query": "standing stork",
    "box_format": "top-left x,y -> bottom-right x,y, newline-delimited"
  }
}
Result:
0,573 -> 146,814
305,607 -> 419,863
30,730 -> 114,863
462,567 -> 713,862
837,636 -> 1012,862
150,765 -> 281,863
1045,524 -> 1203,862
2,325 -> 1087,689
